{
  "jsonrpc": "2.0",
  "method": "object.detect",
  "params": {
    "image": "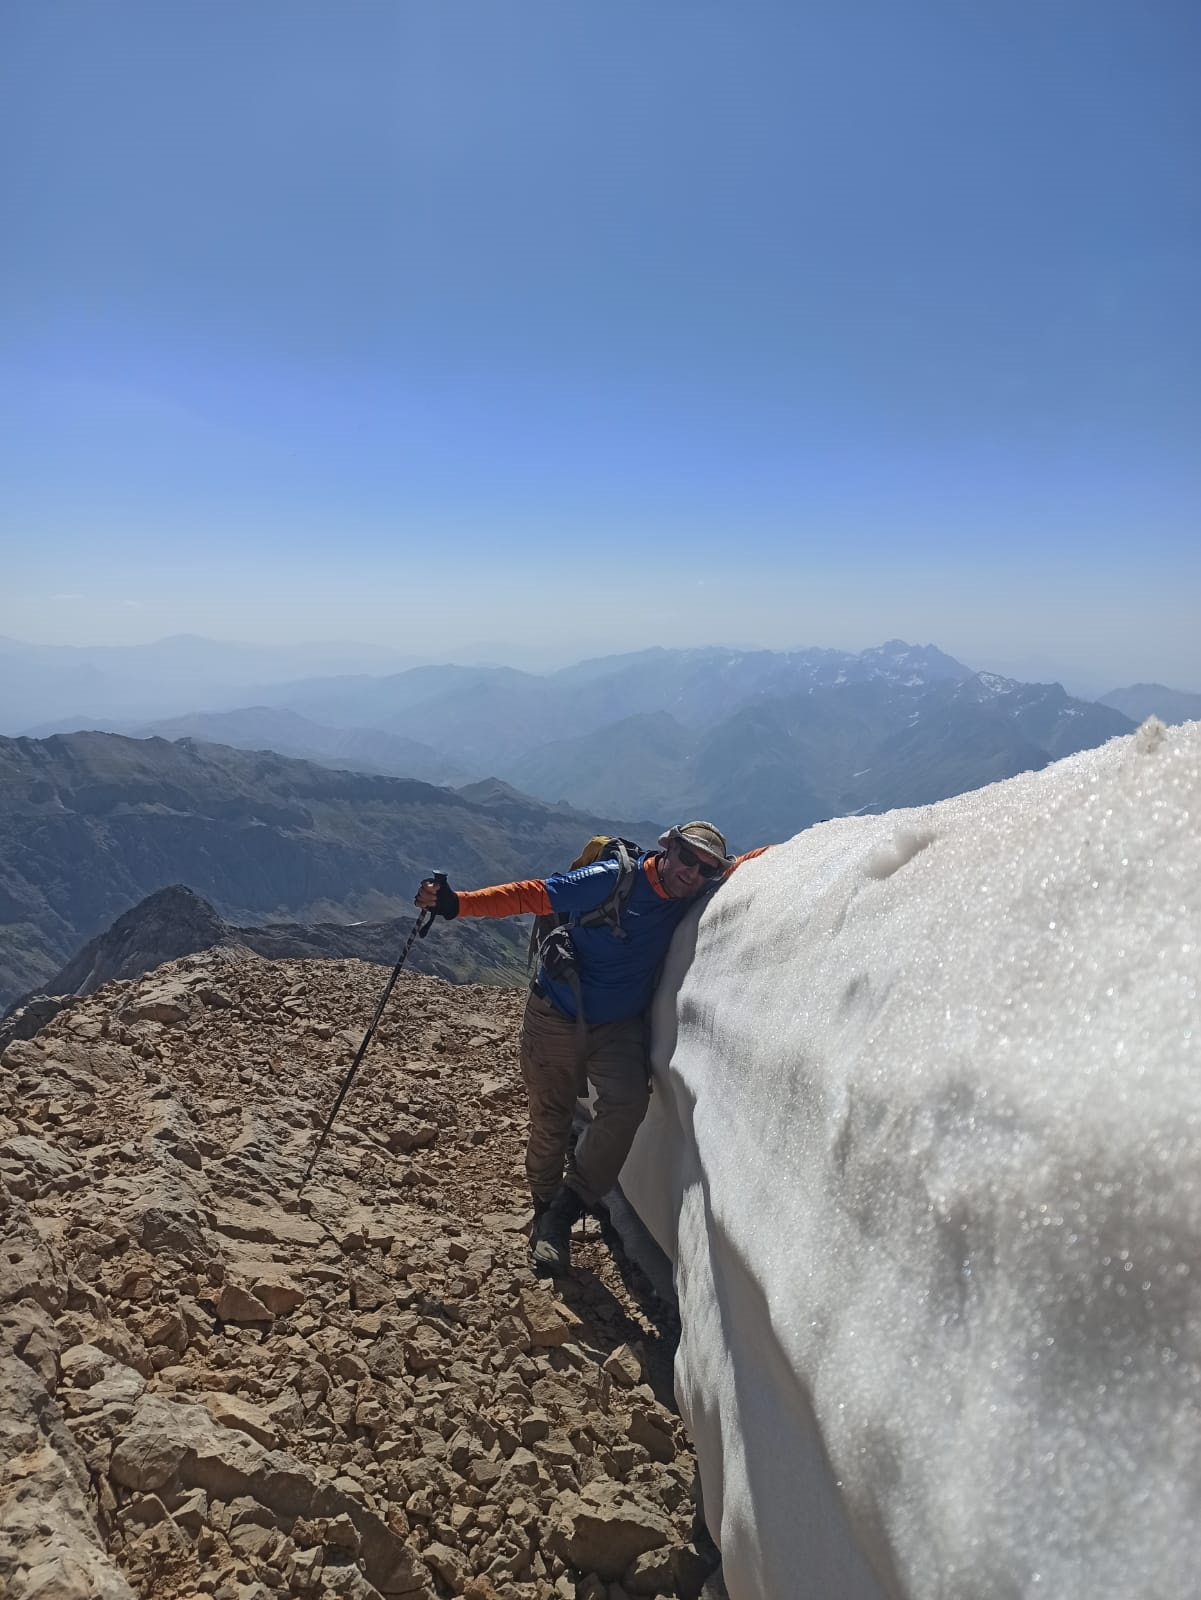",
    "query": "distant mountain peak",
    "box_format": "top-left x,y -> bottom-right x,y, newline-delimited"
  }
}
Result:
975,671 -> 1017,695
1099,682 -> 1201,727
26,883 -> 235,1005
455,777 -> 532,803
859,640 -> 973,680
